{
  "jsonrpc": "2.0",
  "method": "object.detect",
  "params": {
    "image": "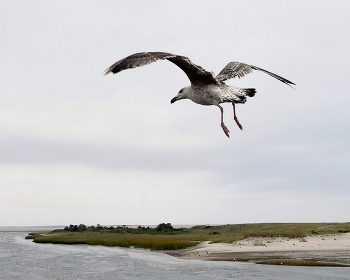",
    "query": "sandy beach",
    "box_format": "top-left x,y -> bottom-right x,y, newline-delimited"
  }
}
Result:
169,233 -> 350,264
